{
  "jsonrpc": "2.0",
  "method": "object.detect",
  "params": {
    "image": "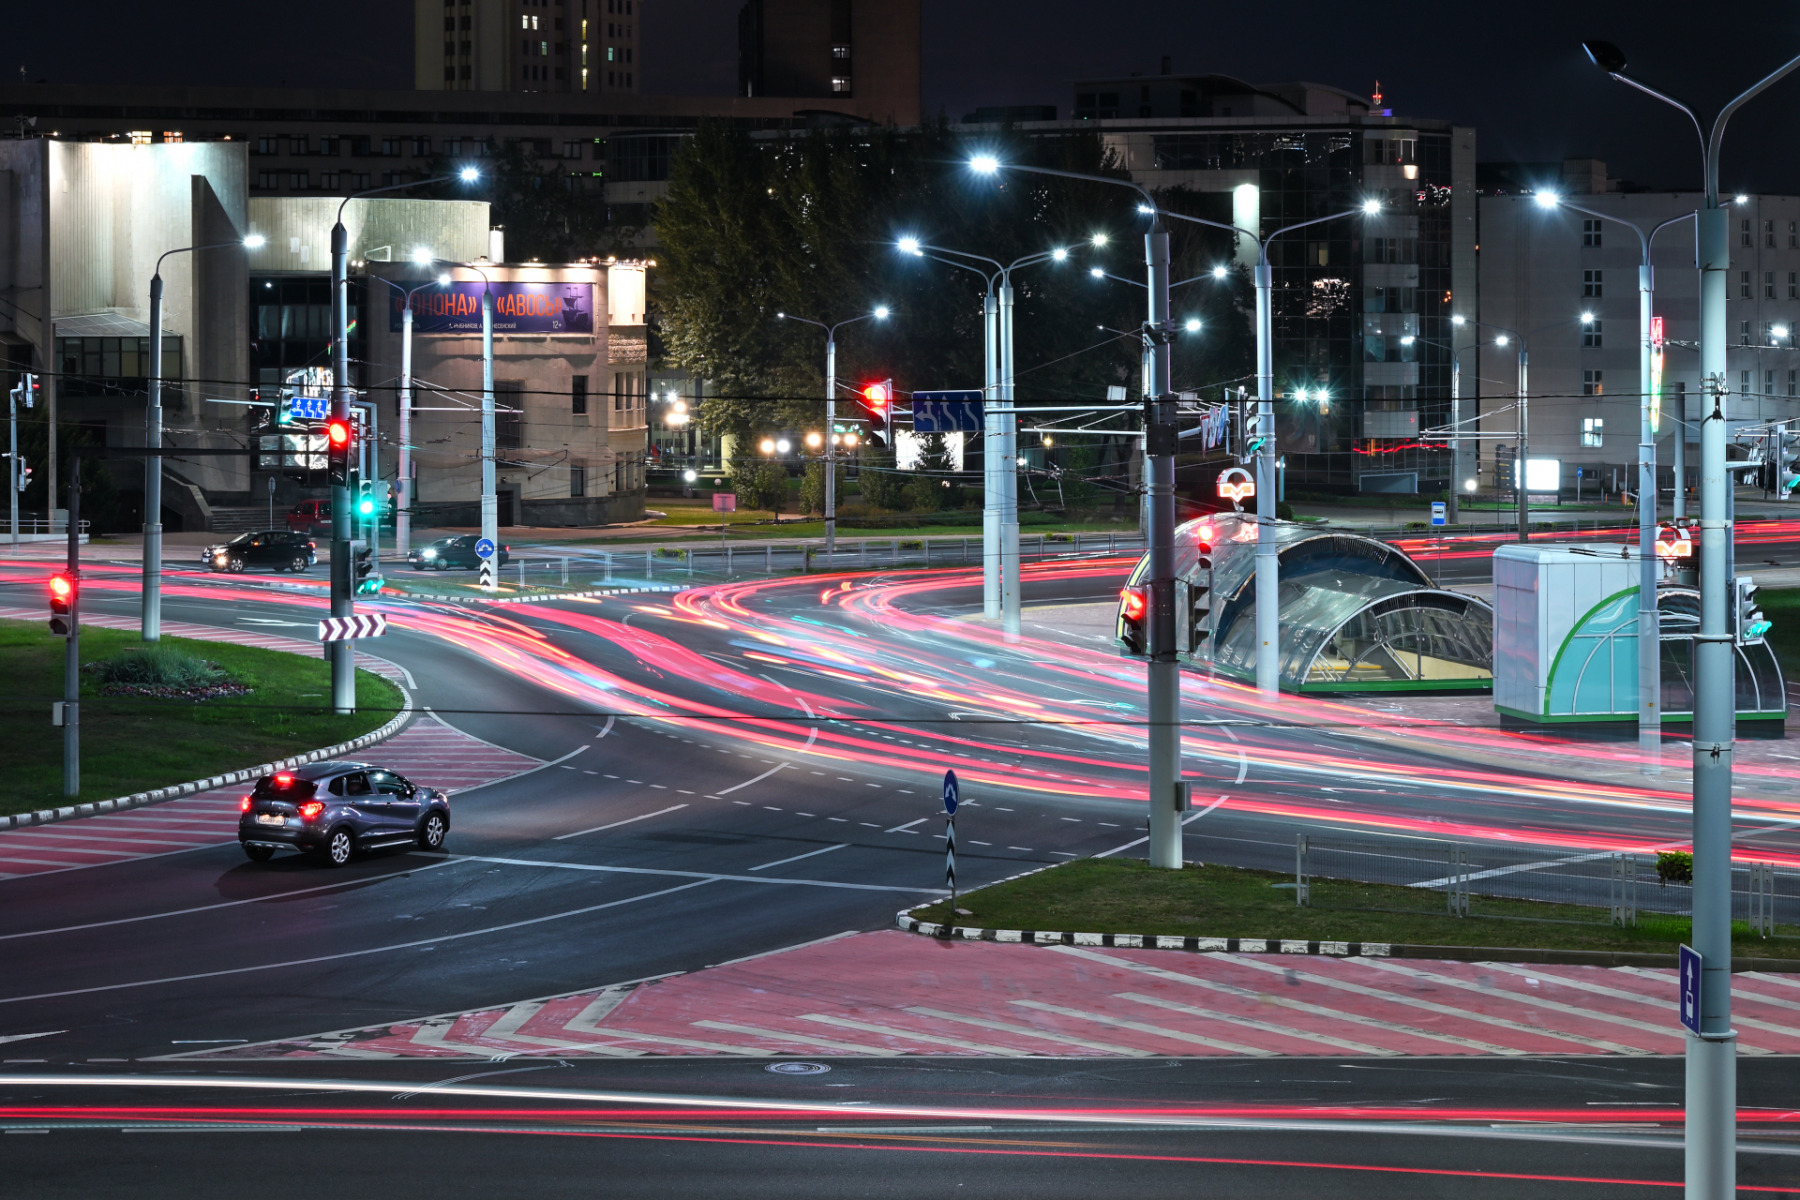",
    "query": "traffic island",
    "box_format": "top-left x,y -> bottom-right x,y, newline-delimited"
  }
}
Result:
1,619 -> 403,814
902,858 -> 1800,968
